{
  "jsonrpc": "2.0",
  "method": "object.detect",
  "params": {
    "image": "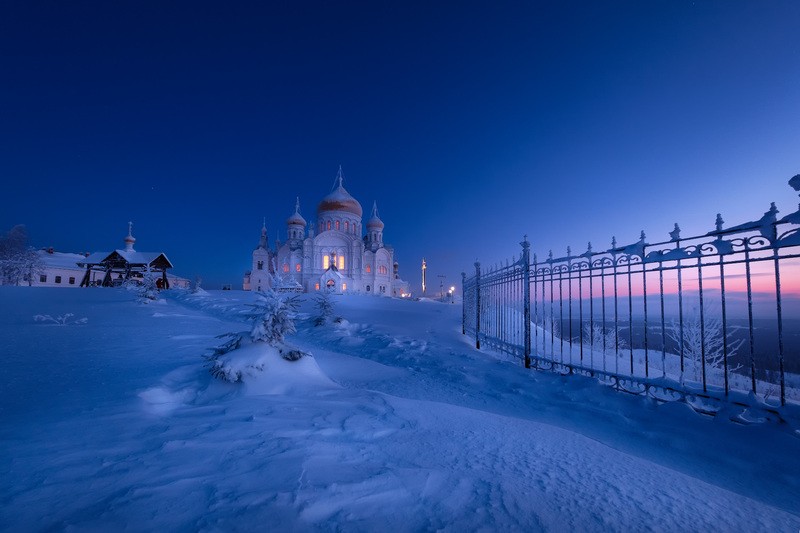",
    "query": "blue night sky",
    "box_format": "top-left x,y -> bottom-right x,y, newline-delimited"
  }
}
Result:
2,1 -> 799,291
